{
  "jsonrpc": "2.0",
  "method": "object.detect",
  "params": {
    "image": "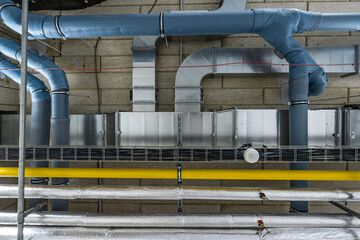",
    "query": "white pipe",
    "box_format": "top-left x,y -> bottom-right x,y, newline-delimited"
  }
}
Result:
1,212 -> 360,228
1,185 -> 360,202
0,227 -> 360,240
